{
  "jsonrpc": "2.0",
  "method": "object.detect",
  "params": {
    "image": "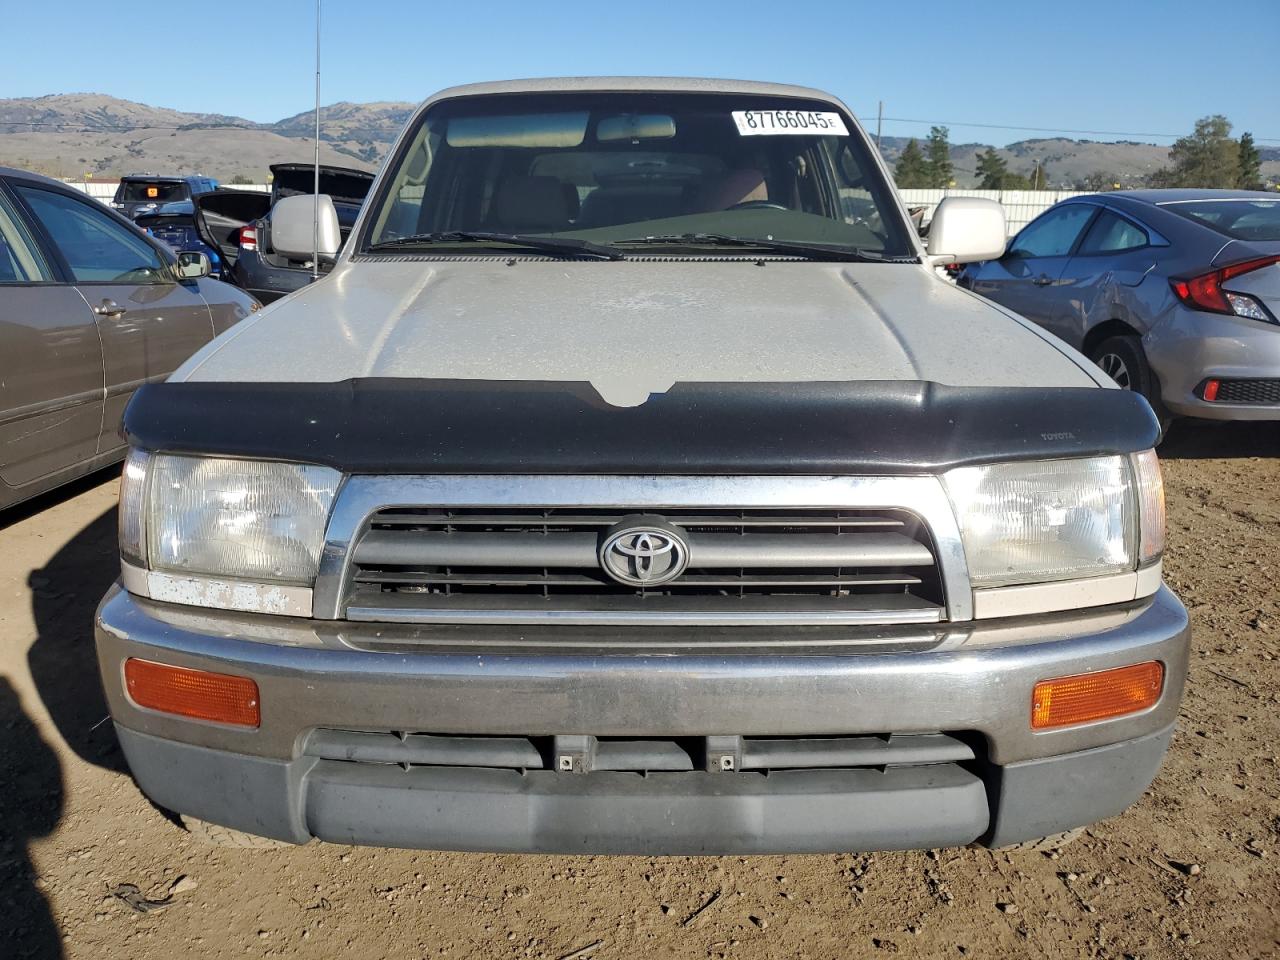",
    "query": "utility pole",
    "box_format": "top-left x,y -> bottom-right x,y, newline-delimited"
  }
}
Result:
312,0 -> 321,281
875,101 -> 883,151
